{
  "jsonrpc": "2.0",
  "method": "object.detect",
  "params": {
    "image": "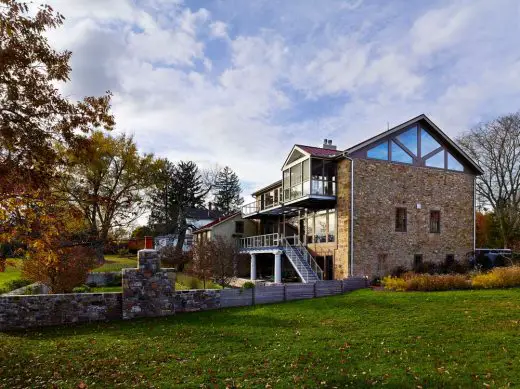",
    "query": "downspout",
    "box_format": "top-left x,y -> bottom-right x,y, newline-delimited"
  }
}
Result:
473,176 -> 476,252
343,153 -> 354,277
